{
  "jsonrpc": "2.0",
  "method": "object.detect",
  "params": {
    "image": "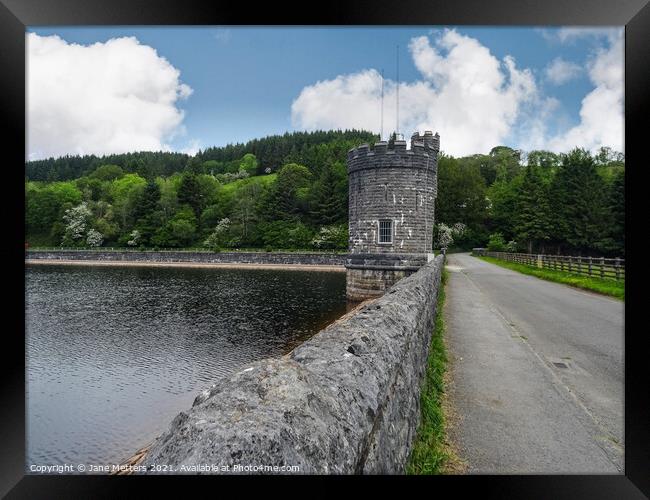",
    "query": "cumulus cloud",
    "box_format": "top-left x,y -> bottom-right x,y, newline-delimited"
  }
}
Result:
544,31 -> 624,153
291,29 -> 537,156
292,28 -> 624,156
545,57 -> 582,85
27,33 -> 193,160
